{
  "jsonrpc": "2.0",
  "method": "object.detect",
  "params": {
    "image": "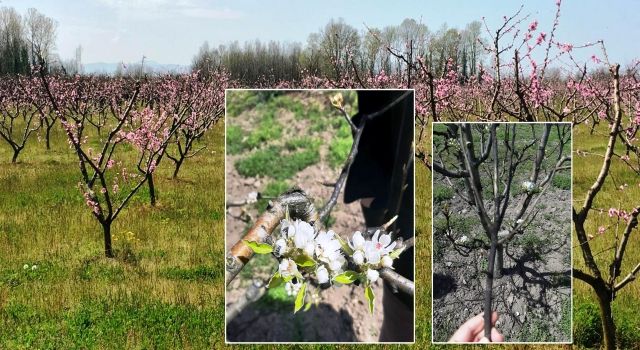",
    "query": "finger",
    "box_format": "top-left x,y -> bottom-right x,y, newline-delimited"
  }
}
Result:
449,313 -> 484,342
478,337 -> 490,343
491,328 -> 504,342
491,311 -> 499,326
